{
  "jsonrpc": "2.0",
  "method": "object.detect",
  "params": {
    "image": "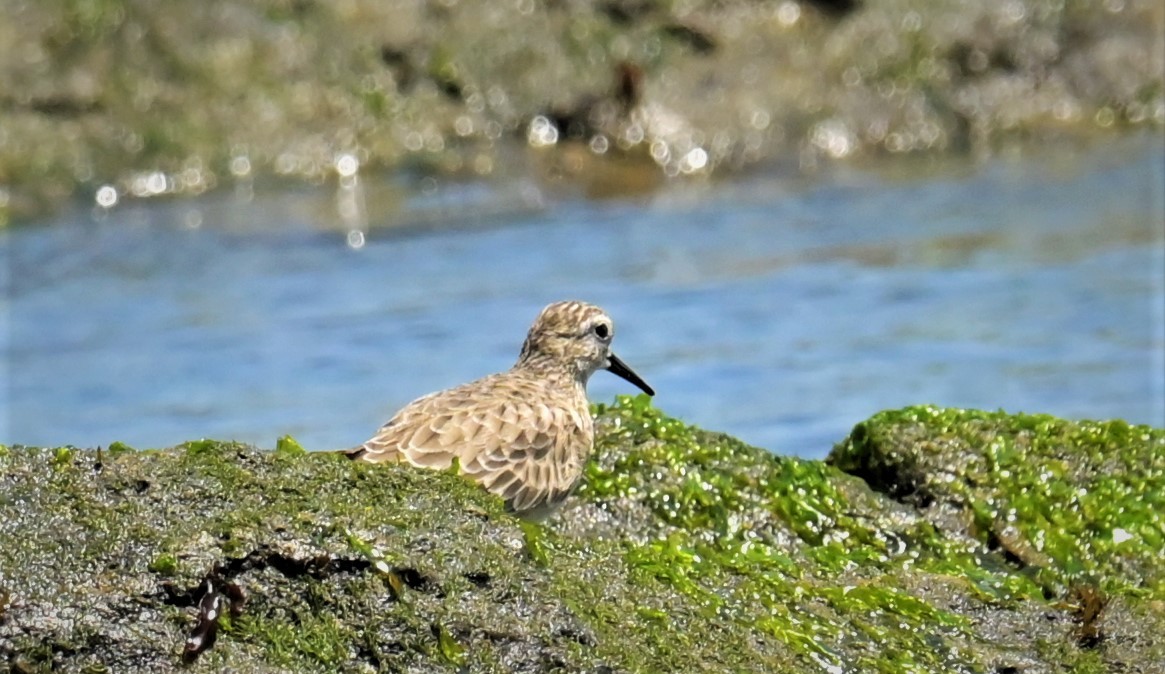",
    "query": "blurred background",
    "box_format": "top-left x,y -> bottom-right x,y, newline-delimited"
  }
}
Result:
1,0 -> 1163,458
